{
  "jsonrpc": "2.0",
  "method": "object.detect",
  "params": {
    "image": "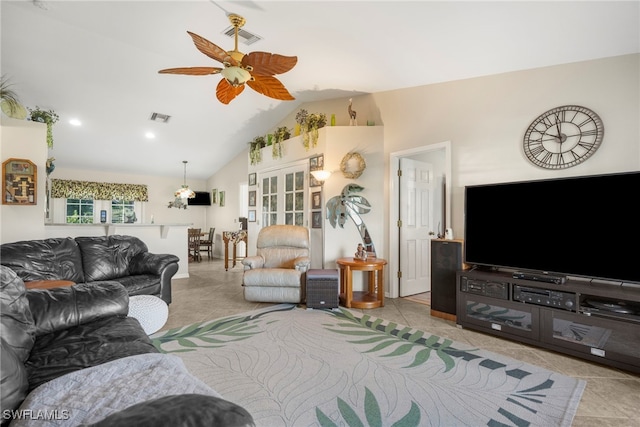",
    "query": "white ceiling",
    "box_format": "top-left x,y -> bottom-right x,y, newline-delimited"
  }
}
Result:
2,1 -> 639,180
